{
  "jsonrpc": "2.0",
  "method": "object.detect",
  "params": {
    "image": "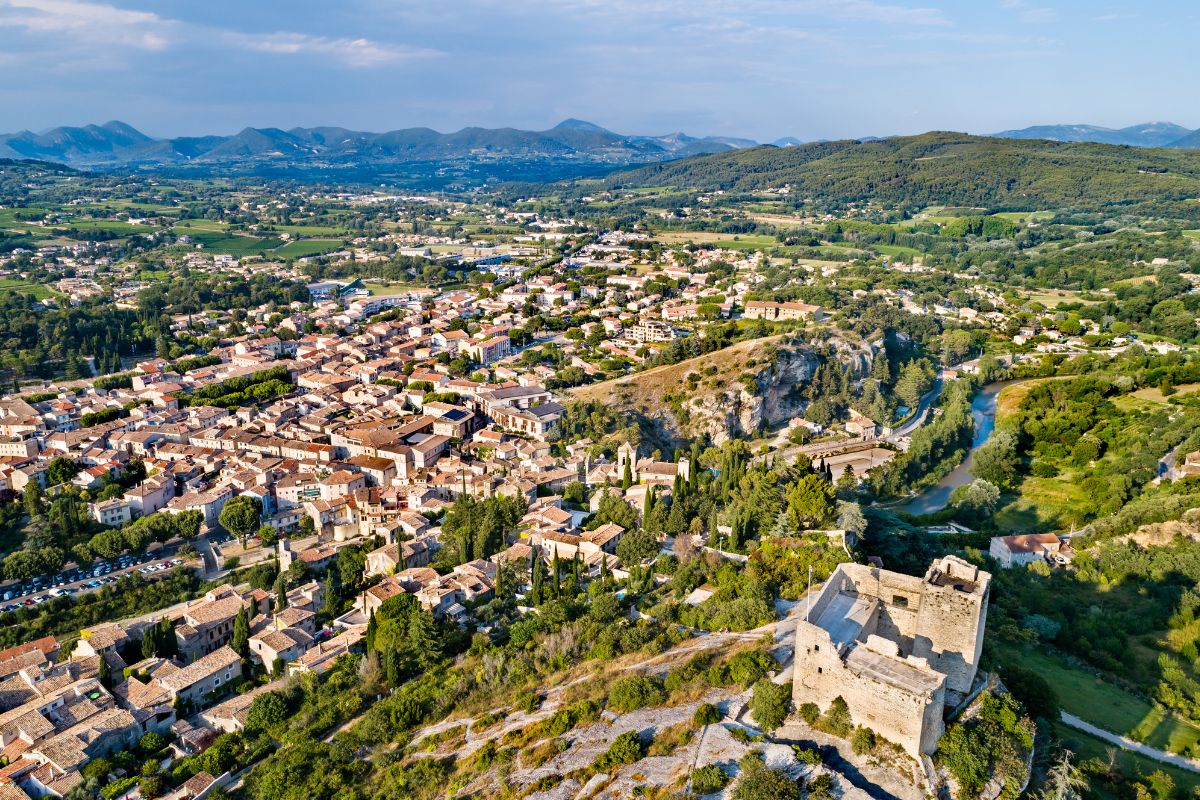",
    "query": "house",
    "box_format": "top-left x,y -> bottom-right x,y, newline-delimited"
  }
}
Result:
988,533 -> 1063,568
155,646 -> 242,707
